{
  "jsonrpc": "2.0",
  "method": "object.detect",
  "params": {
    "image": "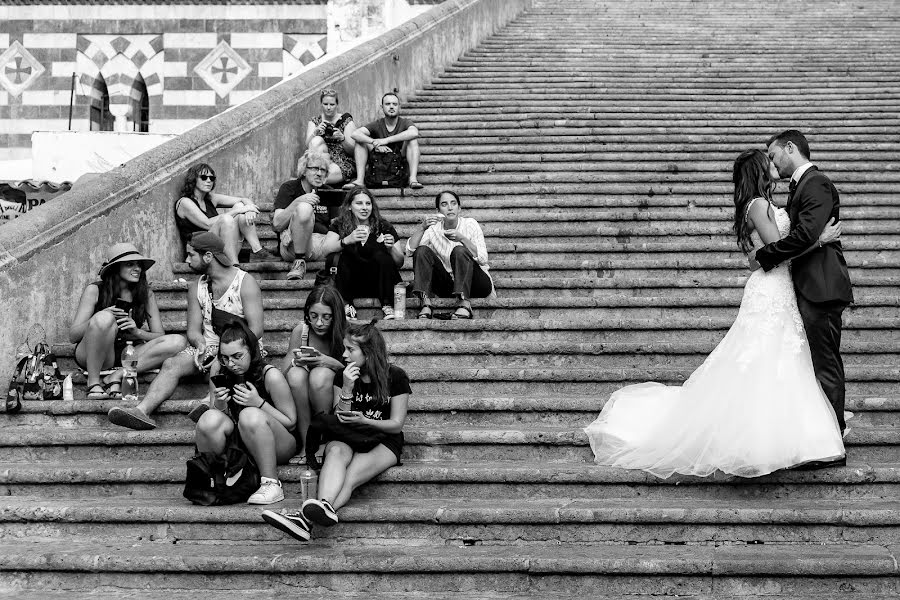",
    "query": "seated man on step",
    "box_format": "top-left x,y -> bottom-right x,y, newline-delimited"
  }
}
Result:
348,92 -> 422,190
406,190 -> 493,320
108,231 -> 263,430
273,150 -> 342,280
